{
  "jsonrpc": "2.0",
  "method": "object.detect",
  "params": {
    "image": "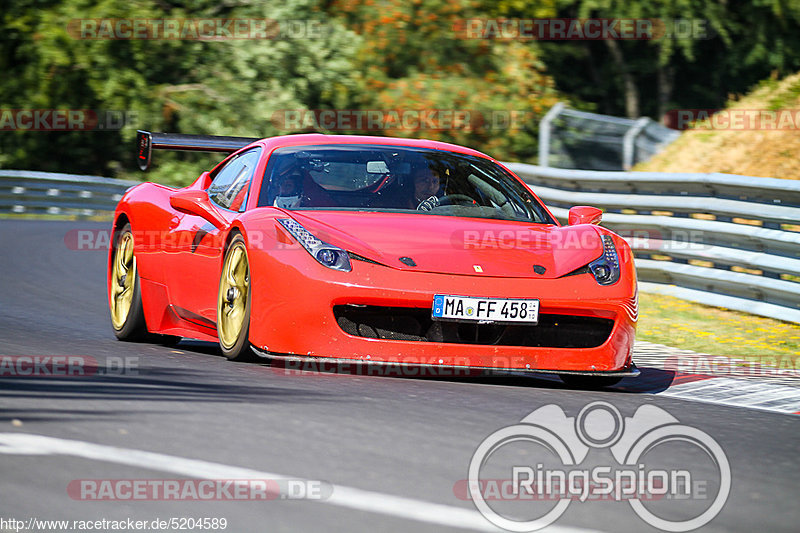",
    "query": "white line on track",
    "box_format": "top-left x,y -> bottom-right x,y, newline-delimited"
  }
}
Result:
658,377 -> 800,415
0,433 -> 601,533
